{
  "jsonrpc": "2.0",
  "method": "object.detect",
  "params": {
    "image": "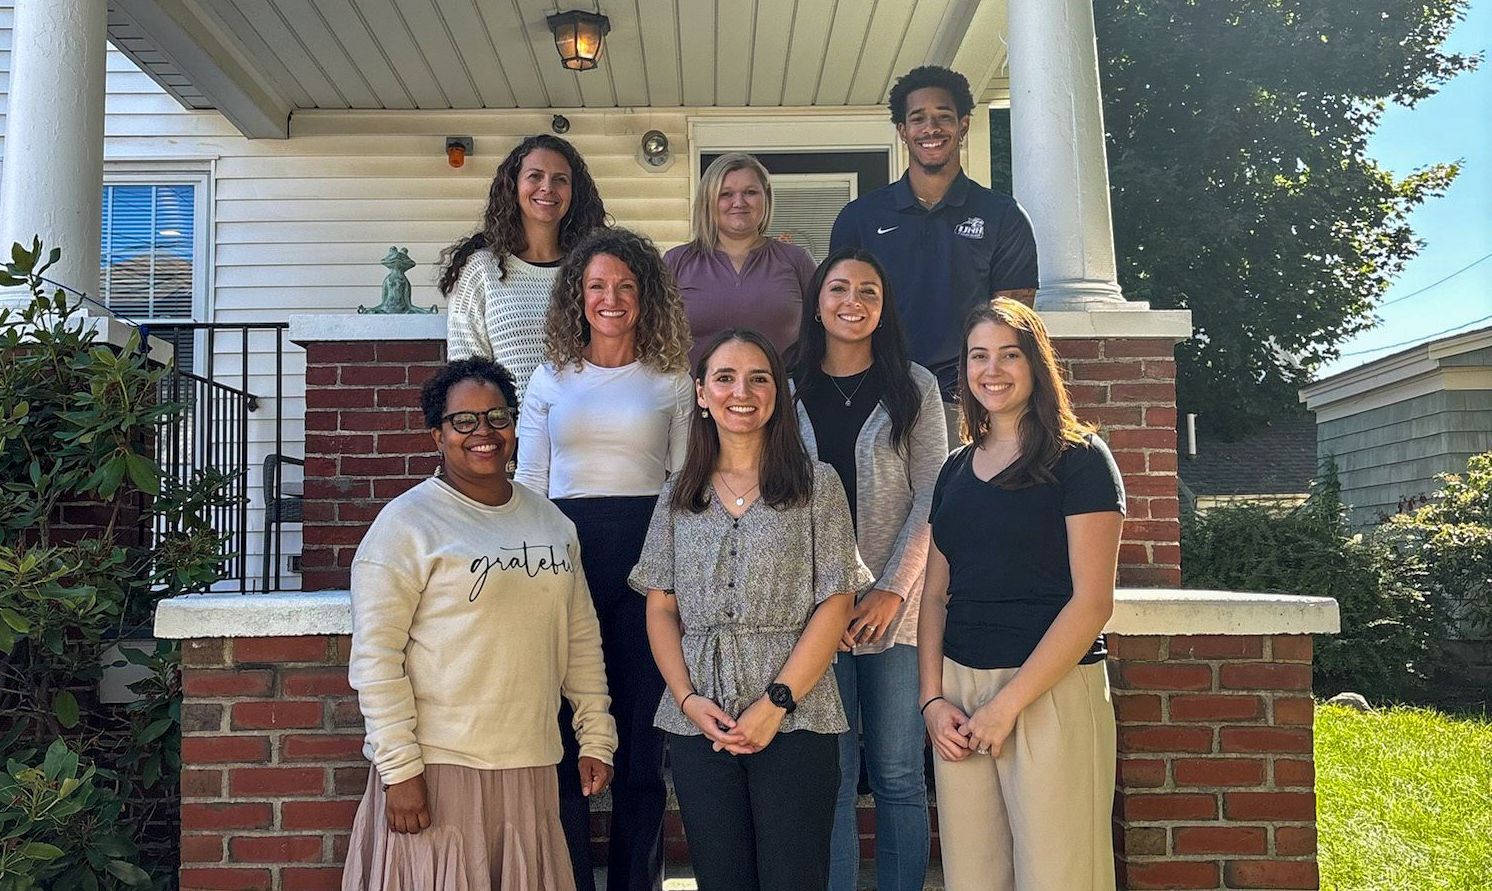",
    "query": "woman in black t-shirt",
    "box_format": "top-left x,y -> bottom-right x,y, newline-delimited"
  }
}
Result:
917,300 -> 1125,891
